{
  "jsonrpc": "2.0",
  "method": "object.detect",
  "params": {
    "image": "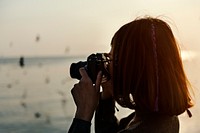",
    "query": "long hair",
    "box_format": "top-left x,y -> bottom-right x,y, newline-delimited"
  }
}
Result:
112,17 -> 193,116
